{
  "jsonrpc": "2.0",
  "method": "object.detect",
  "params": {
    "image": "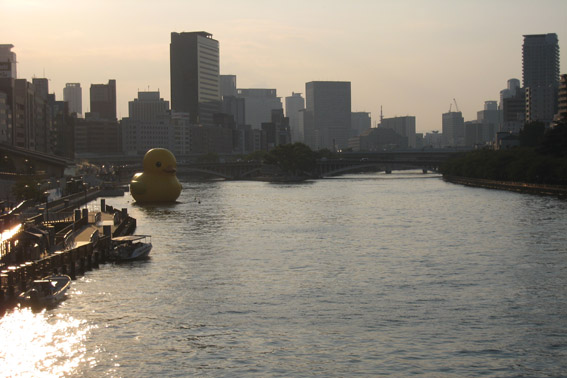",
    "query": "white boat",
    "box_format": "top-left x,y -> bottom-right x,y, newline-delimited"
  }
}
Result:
110,235 -> 152,261
19,275 -> 72,307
